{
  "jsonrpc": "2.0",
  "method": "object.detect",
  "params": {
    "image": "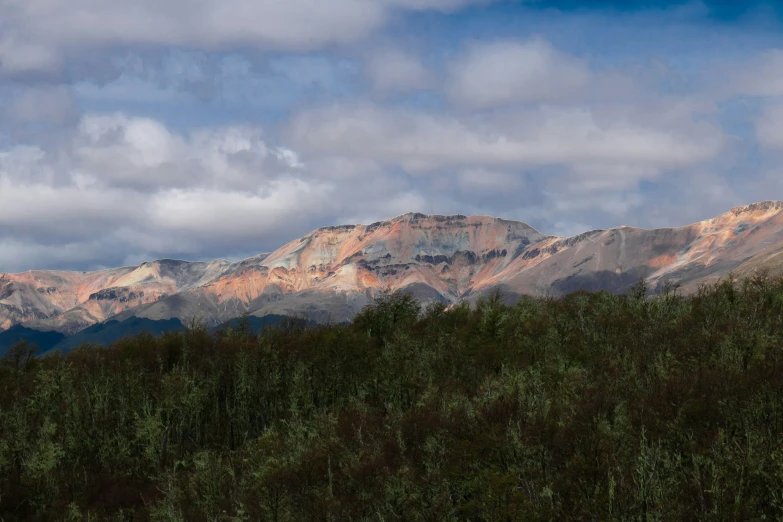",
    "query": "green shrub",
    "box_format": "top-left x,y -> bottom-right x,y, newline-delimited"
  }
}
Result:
3,275 -> 783,520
